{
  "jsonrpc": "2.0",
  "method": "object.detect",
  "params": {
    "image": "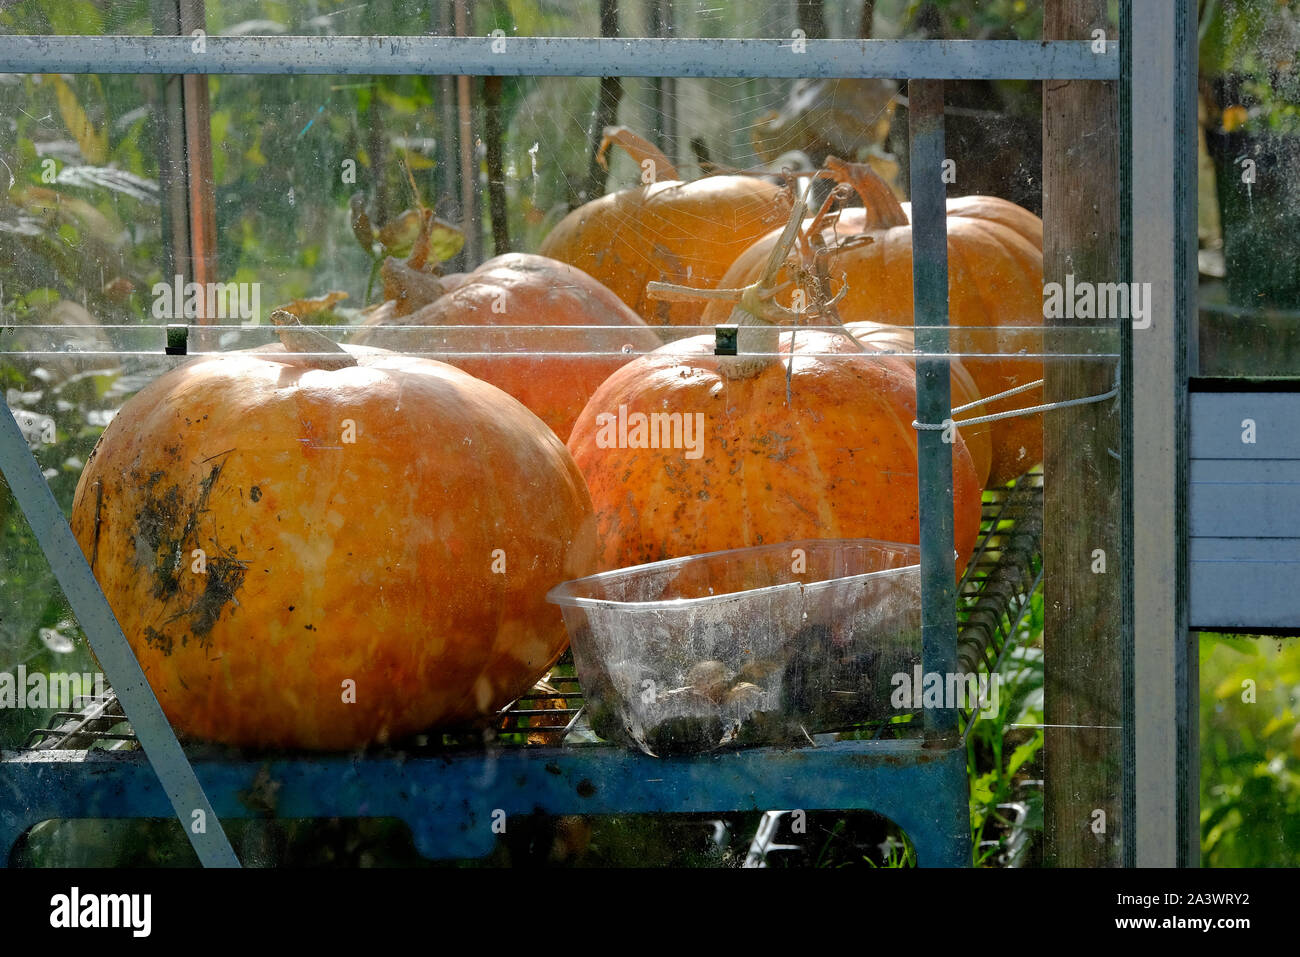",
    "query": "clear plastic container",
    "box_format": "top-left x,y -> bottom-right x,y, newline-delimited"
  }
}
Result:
548,538 -> 921,756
